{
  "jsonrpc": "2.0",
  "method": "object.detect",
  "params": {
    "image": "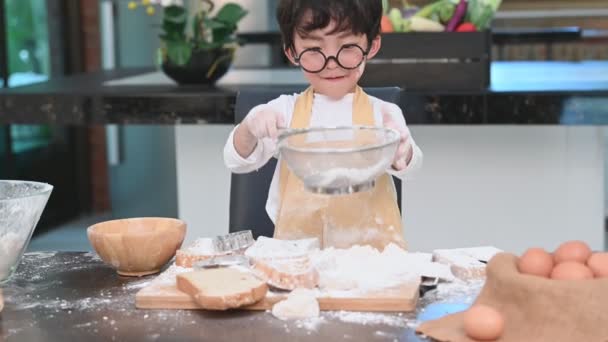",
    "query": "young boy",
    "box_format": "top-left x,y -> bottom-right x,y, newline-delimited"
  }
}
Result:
224,0 -> 423,250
